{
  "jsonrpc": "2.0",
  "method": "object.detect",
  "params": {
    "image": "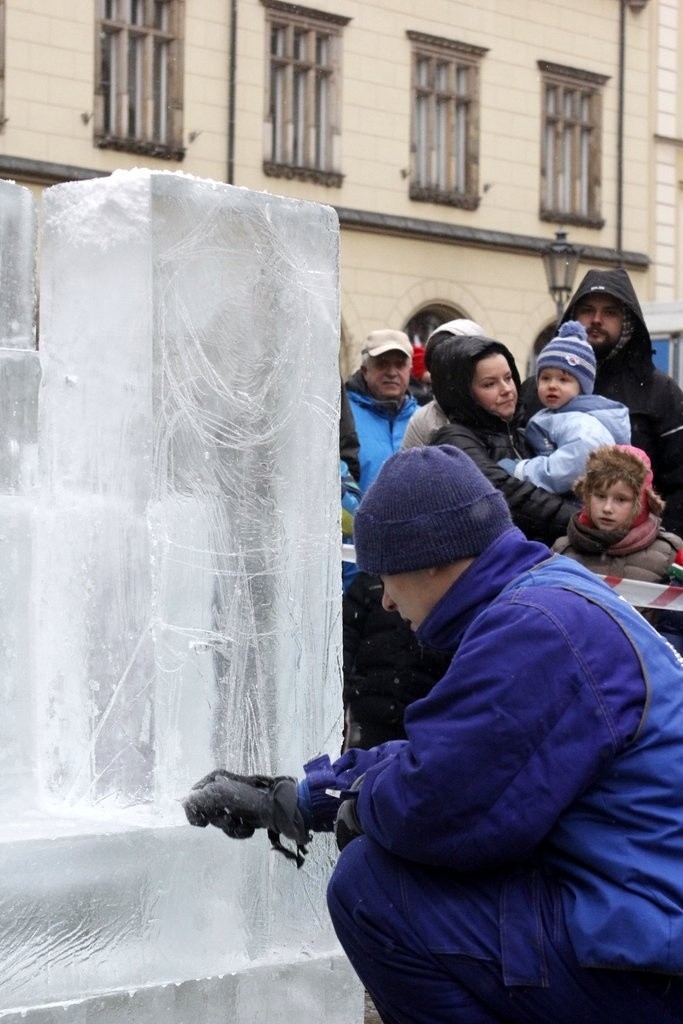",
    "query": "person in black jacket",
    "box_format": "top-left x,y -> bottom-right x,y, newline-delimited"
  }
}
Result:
342,572 -> 451,750
430,334 -> 577,545
520,268 -> 683,533
339,378 -> 360,483
341,333 -> 448,751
